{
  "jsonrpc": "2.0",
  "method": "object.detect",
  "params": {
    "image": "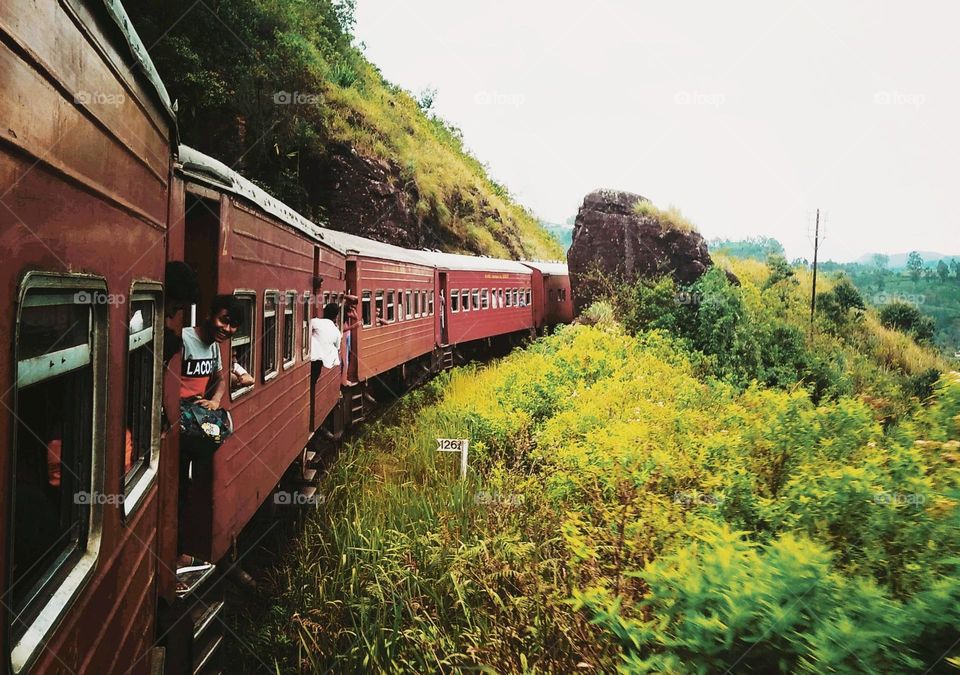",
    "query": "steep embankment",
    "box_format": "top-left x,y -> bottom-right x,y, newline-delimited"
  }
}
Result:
125,0 -> 561,259
231,257 -> 960,673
